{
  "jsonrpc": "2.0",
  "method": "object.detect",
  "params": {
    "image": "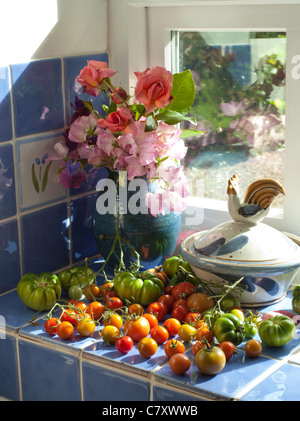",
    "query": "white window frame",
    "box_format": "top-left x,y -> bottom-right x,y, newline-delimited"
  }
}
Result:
109,0 -> 300,236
